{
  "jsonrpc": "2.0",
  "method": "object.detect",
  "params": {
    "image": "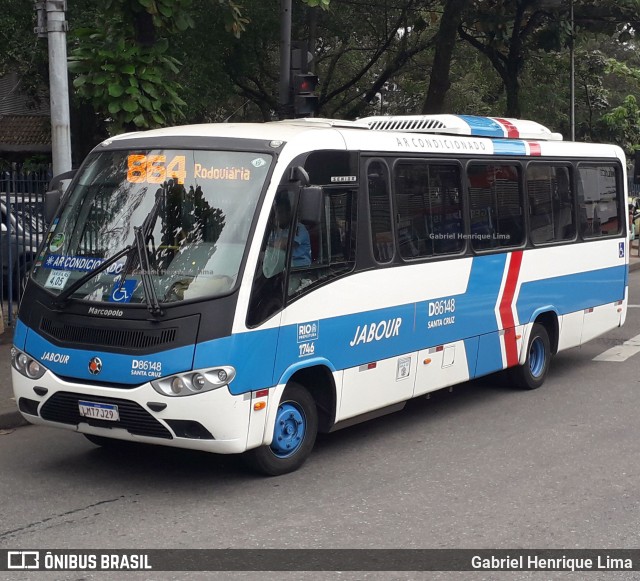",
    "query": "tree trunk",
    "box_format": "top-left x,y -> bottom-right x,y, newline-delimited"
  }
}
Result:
422,0 -> 470,114
504,62 -> 521,118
